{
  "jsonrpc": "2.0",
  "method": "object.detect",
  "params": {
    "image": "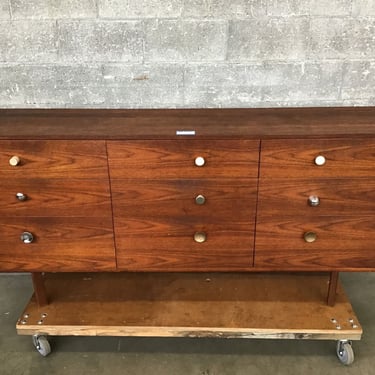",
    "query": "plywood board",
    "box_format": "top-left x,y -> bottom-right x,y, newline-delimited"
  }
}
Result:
17,272 -> 362,340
